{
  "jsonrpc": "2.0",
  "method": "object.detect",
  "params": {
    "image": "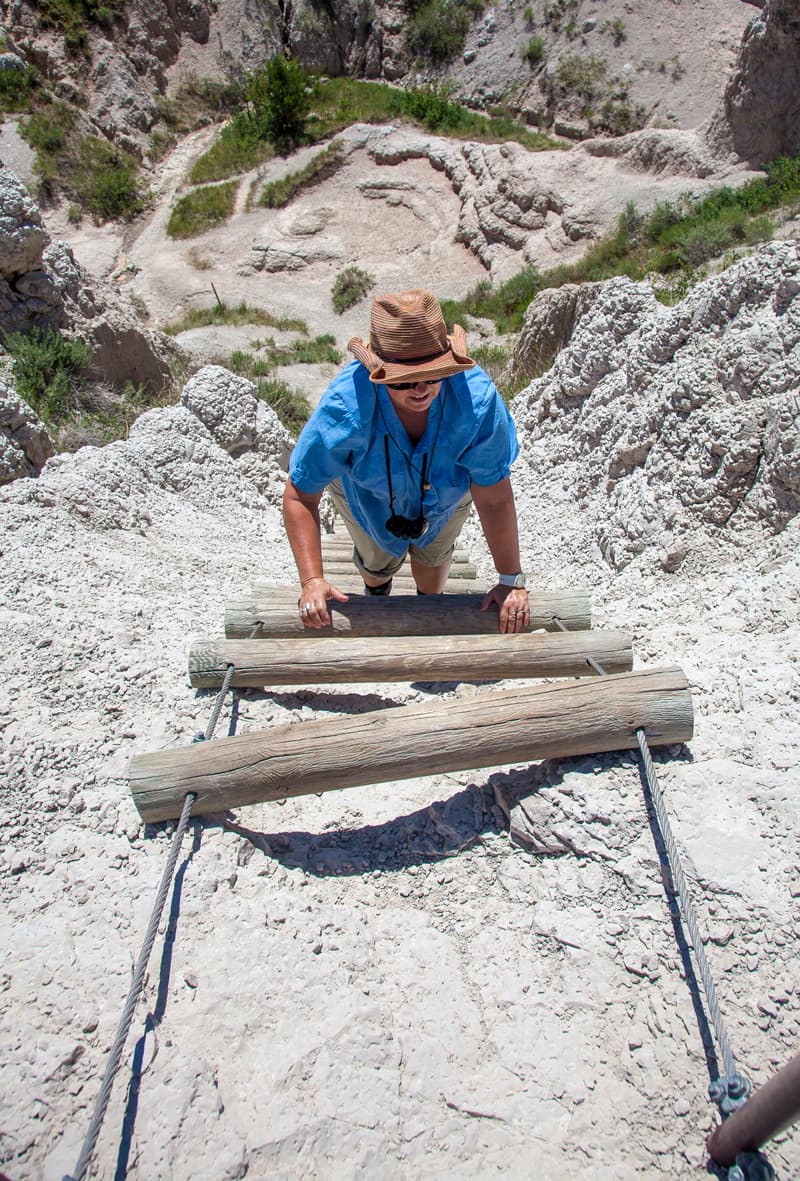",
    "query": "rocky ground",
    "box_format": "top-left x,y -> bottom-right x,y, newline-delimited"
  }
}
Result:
1,4 -> 800,1178
1,238 -> 799,1178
